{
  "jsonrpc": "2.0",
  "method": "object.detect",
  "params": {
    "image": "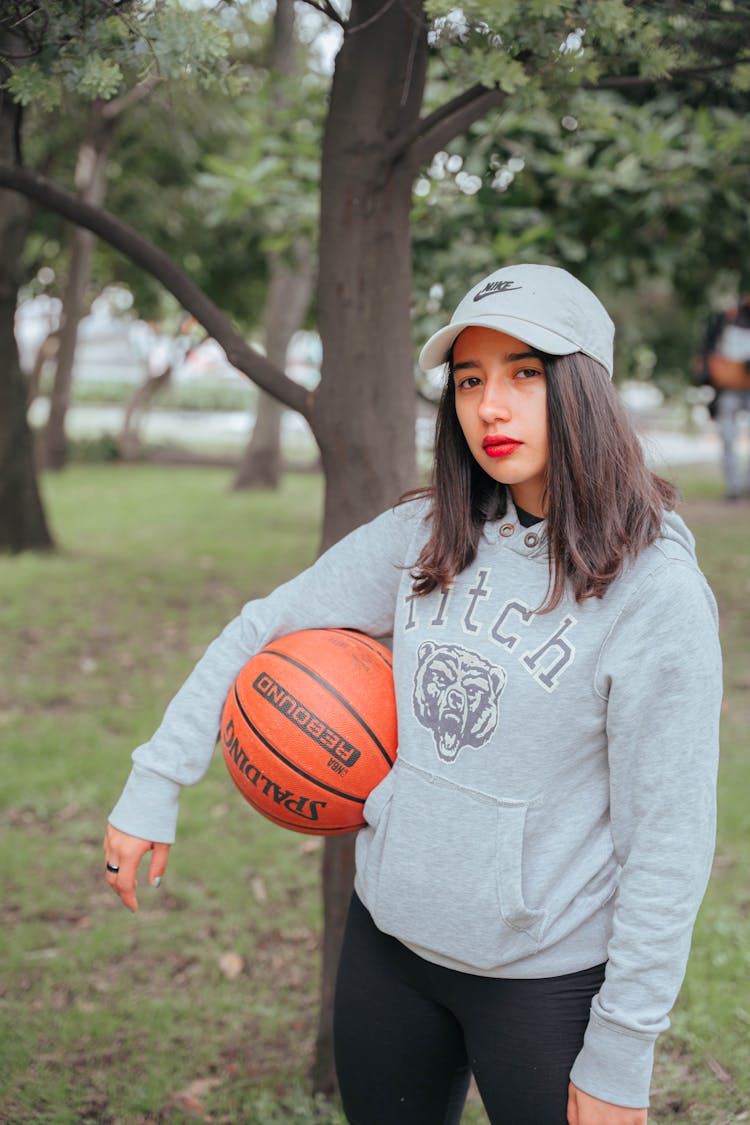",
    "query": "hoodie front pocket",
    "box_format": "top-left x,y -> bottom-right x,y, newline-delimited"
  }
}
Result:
367,760 -> 547,971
